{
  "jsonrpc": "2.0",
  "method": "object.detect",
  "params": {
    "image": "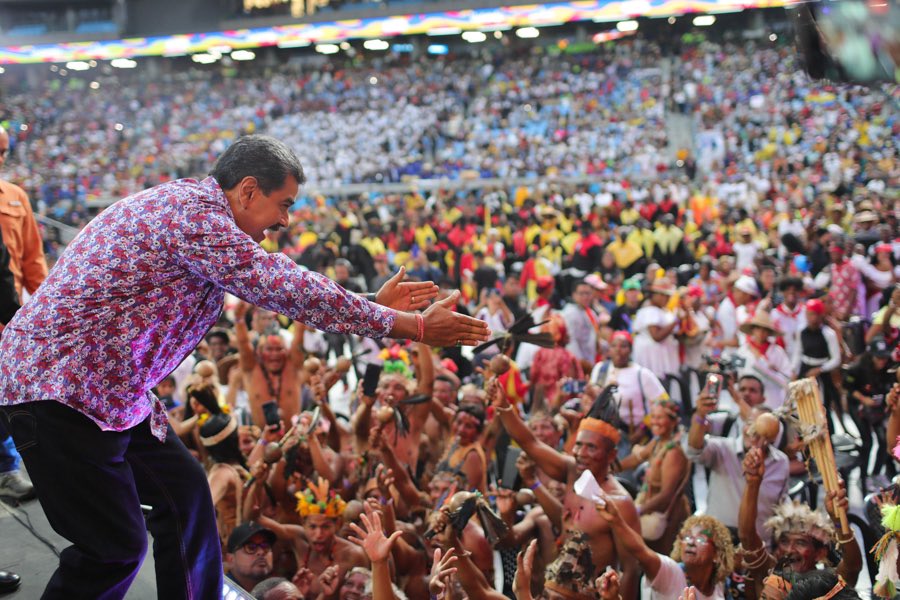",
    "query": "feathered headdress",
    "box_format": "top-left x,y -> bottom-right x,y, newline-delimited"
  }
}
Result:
378,344 -> 412,378
765,501 -> 836,547
295,477 -> 347,518
872,504 -> 900,598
